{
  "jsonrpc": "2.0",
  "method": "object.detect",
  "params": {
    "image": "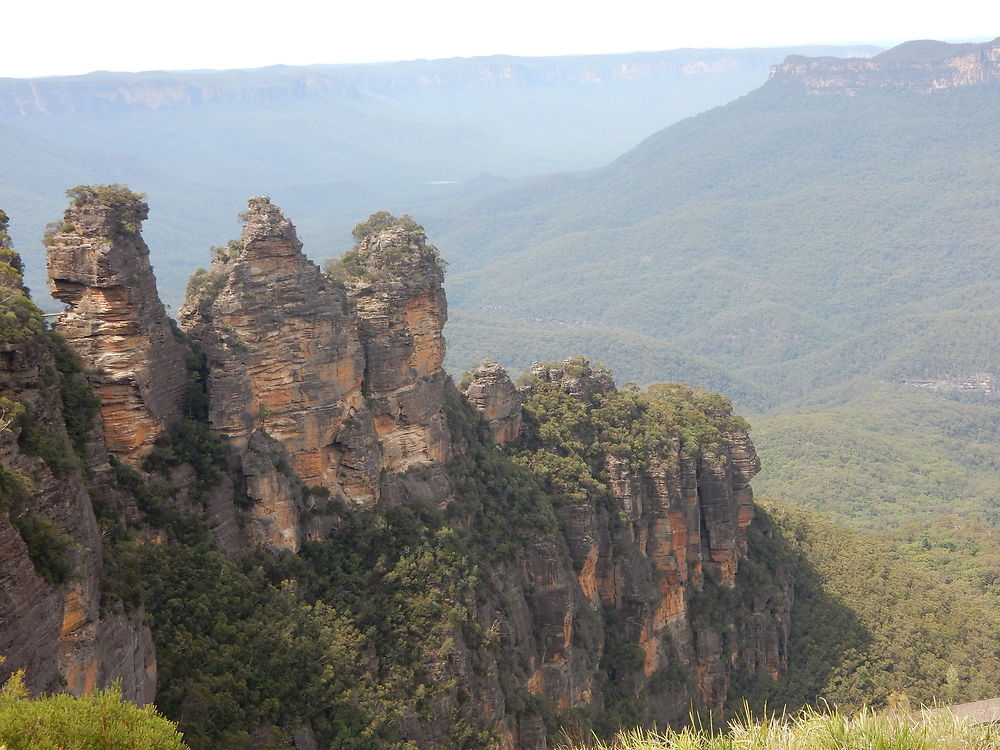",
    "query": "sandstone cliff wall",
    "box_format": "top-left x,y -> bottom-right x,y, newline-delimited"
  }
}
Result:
46,186 -> 187,464
0,261 -> 155,703
462,361 -> 788,730
770,37 -> 1000,94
